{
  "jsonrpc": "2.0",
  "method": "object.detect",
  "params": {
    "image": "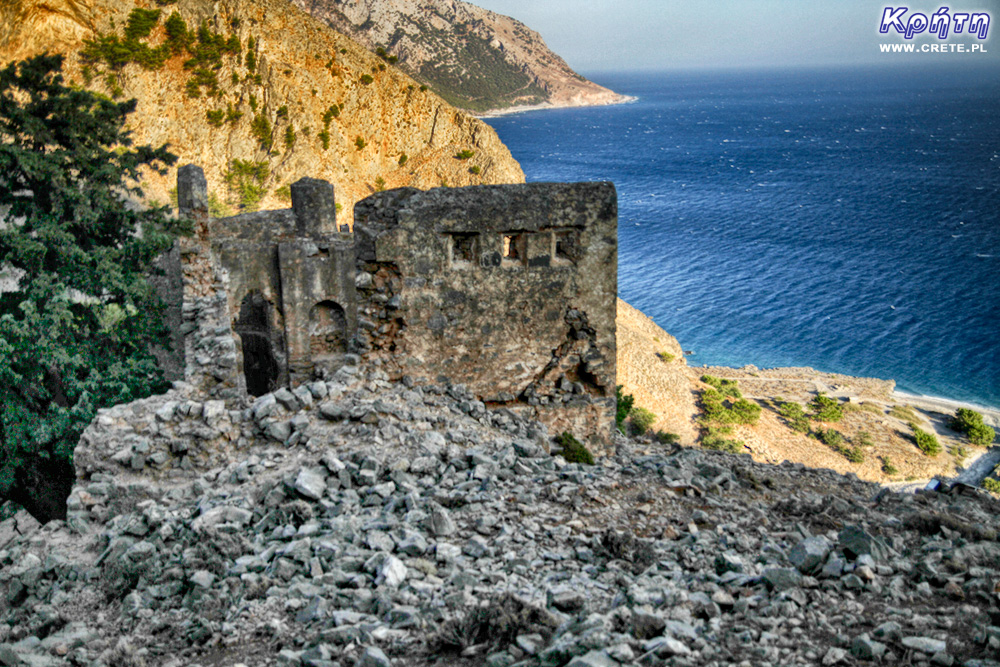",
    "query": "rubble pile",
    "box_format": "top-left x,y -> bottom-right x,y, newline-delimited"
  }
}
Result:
1,367 -> 999,667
